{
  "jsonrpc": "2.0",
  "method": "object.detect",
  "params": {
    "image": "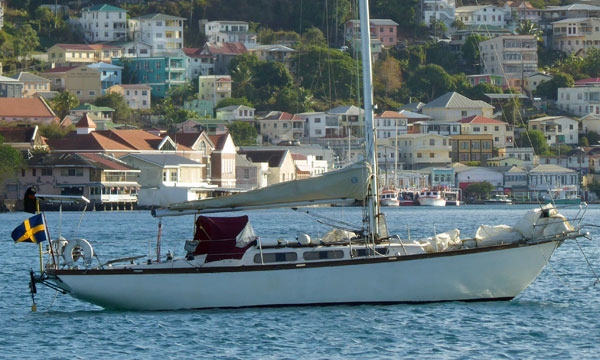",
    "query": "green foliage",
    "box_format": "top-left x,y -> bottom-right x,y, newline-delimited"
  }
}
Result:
373,56 -> 403,97
227,121 -> 258,146
39,123 -> 73,140
425,42 -> 458,74
452,19 -> 466,30
0,138 -> 23,192
464,82 -> 503,101
407,64 -> 454,102
582,131 -> 600,146
293,46 -> 359,101
500,98 -> 521,125
534,73 -> 574,100
300,27 -> 327,48
257,28 -> 301,45
272,86 -> 314,113
94,93 -> 132,123
464,182 -> 494,200
582,47 -> 600,78
50,91 -> 79,119
462,35 -> 486,73
516,20 -> 542,40
518,130 -> 550,155
551,144 -> 573,156
216,97 -> 254,109
372,0 -> 420,31
588,181 -> 600,197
